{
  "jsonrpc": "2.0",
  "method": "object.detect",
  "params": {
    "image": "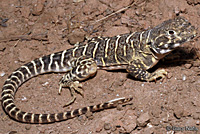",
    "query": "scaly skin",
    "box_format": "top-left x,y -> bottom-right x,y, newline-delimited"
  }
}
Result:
1,17 -> 196,123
